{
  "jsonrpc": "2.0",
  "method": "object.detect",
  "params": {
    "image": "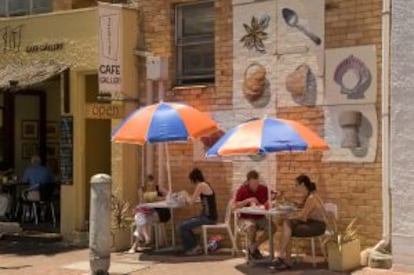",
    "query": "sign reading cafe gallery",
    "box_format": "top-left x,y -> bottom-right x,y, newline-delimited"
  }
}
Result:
98,5 -> 122,95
